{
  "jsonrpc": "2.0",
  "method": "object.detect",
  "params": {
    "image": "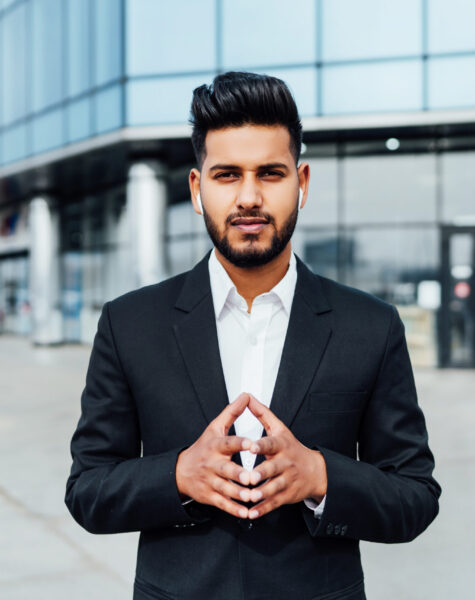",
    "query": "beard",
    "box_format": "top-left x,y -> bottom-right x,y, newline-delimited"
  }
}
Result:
203,203 -> 298,268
